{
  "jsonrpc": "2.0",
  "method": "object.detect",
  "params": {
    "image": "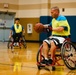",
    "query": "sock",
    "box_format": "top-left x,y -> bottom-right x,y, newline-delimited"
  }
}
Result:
45,58 -> 48,60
